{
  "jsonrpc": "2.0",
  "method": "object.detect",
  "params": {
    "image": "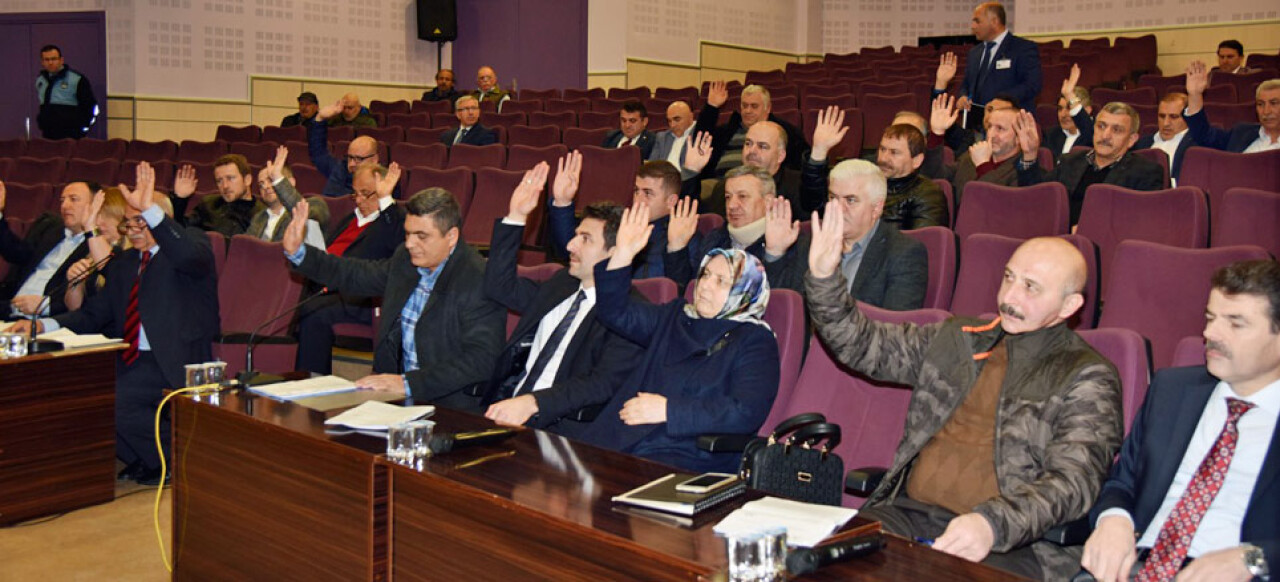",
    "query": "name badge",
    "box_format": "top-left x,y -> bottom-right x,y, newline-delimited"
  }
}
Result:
996,59 -> 1012,70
